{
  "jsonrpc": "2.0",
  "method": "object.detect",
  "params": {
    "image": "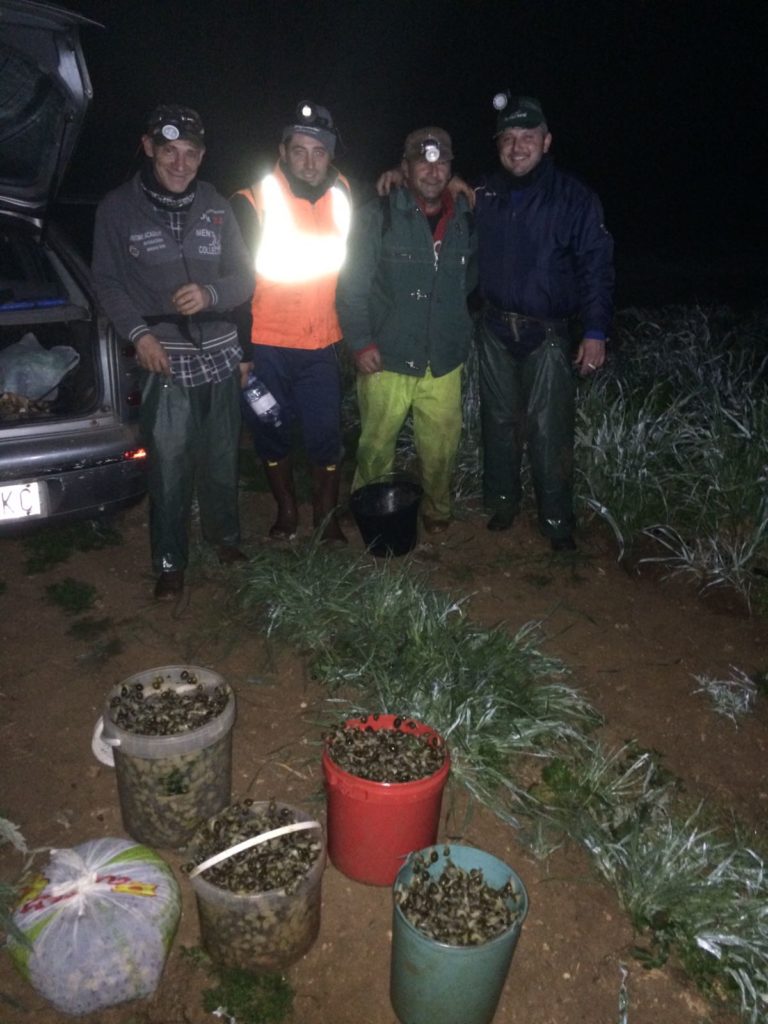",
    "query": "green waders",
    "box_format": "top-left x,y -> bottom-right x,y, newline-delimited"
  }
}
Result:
141,371 -> 242,574
477,318 -> 575,540
353,365 -> 462,521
